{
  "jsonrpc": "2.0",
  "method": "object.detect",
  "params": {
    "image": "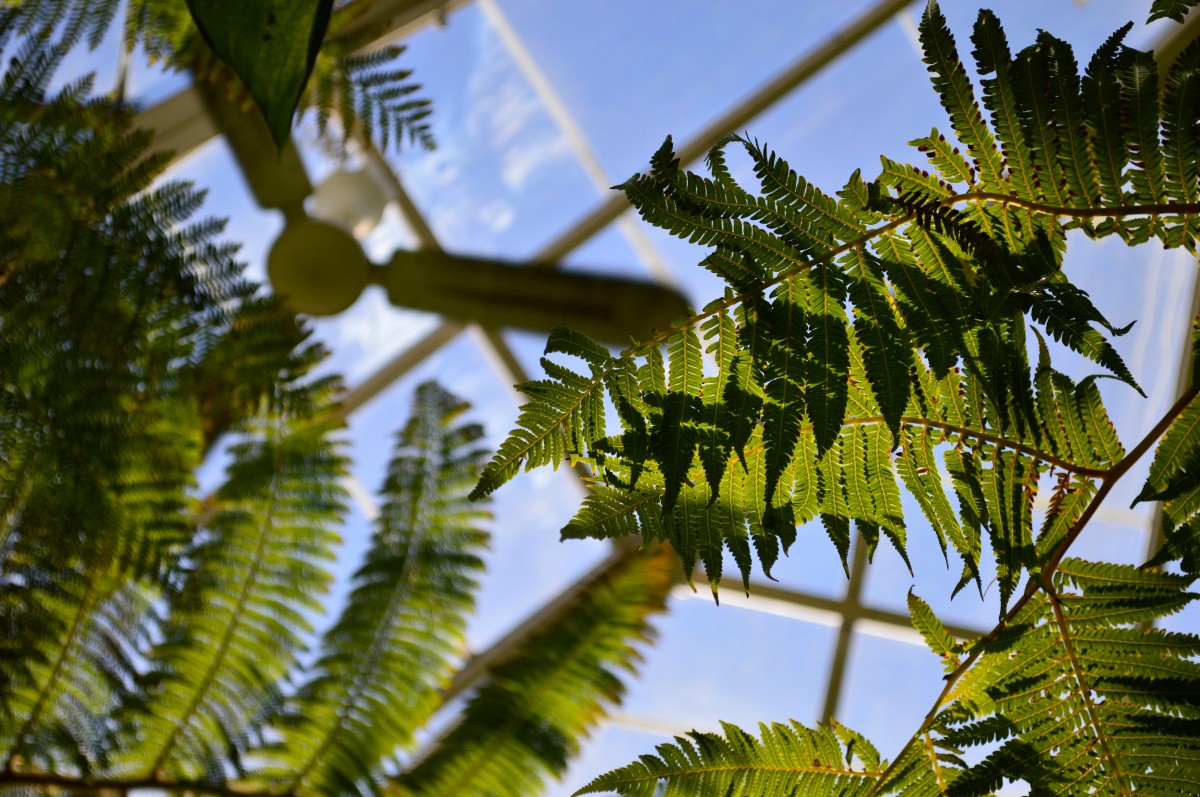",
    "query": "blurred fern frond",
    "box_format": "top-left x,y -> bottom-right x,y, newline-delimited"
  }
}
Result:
0,16 -> 660,797
9,0 -> 434,151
